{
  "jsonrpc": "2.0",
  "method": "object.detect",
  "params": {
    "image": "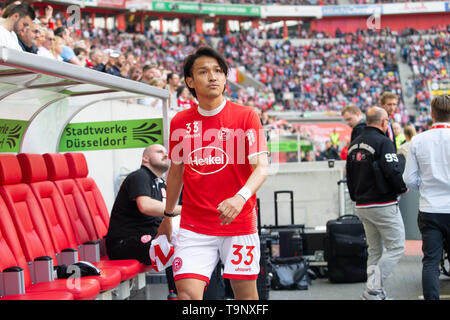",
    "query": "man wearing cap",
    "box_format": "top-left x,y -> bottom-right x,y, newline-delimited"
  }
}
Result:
104,49 -> 122,77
